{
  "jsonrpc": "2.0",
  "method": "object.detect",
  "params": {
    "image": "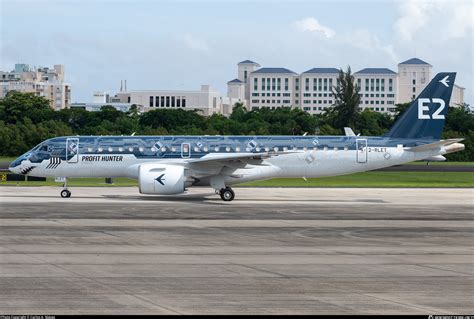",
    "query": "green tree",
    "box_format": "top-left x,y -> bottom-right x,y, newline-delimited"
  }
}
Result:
0,91 -> 51,124
328,66 -> 361,130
